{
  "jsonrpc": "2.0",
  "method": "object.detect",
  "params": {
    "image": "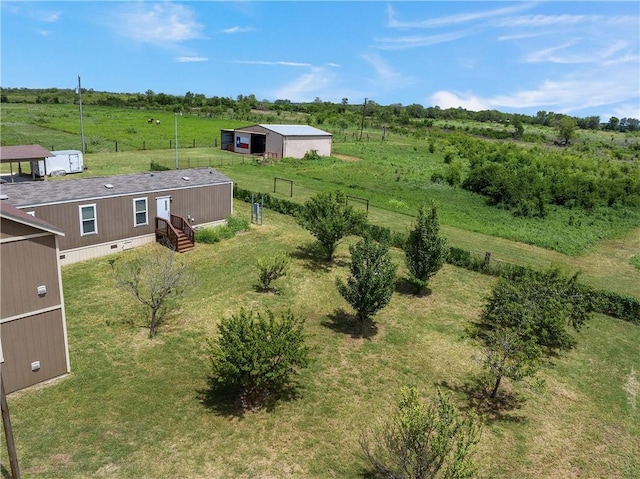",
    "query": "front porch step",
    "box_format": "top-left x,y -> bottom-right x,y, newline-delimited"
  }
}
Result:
175,232 -> 194,252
